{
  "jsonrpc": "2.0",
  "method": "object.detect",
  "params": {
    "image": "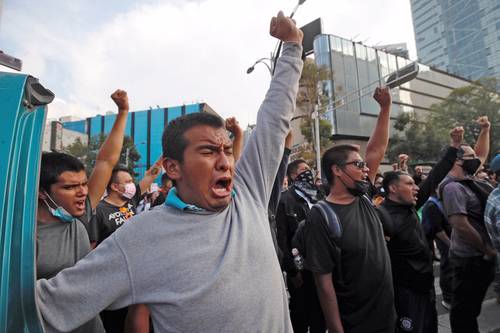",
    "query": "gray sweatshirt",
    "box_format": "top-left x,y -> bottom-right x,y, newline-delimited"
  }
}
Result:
36,42 -> 303,333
